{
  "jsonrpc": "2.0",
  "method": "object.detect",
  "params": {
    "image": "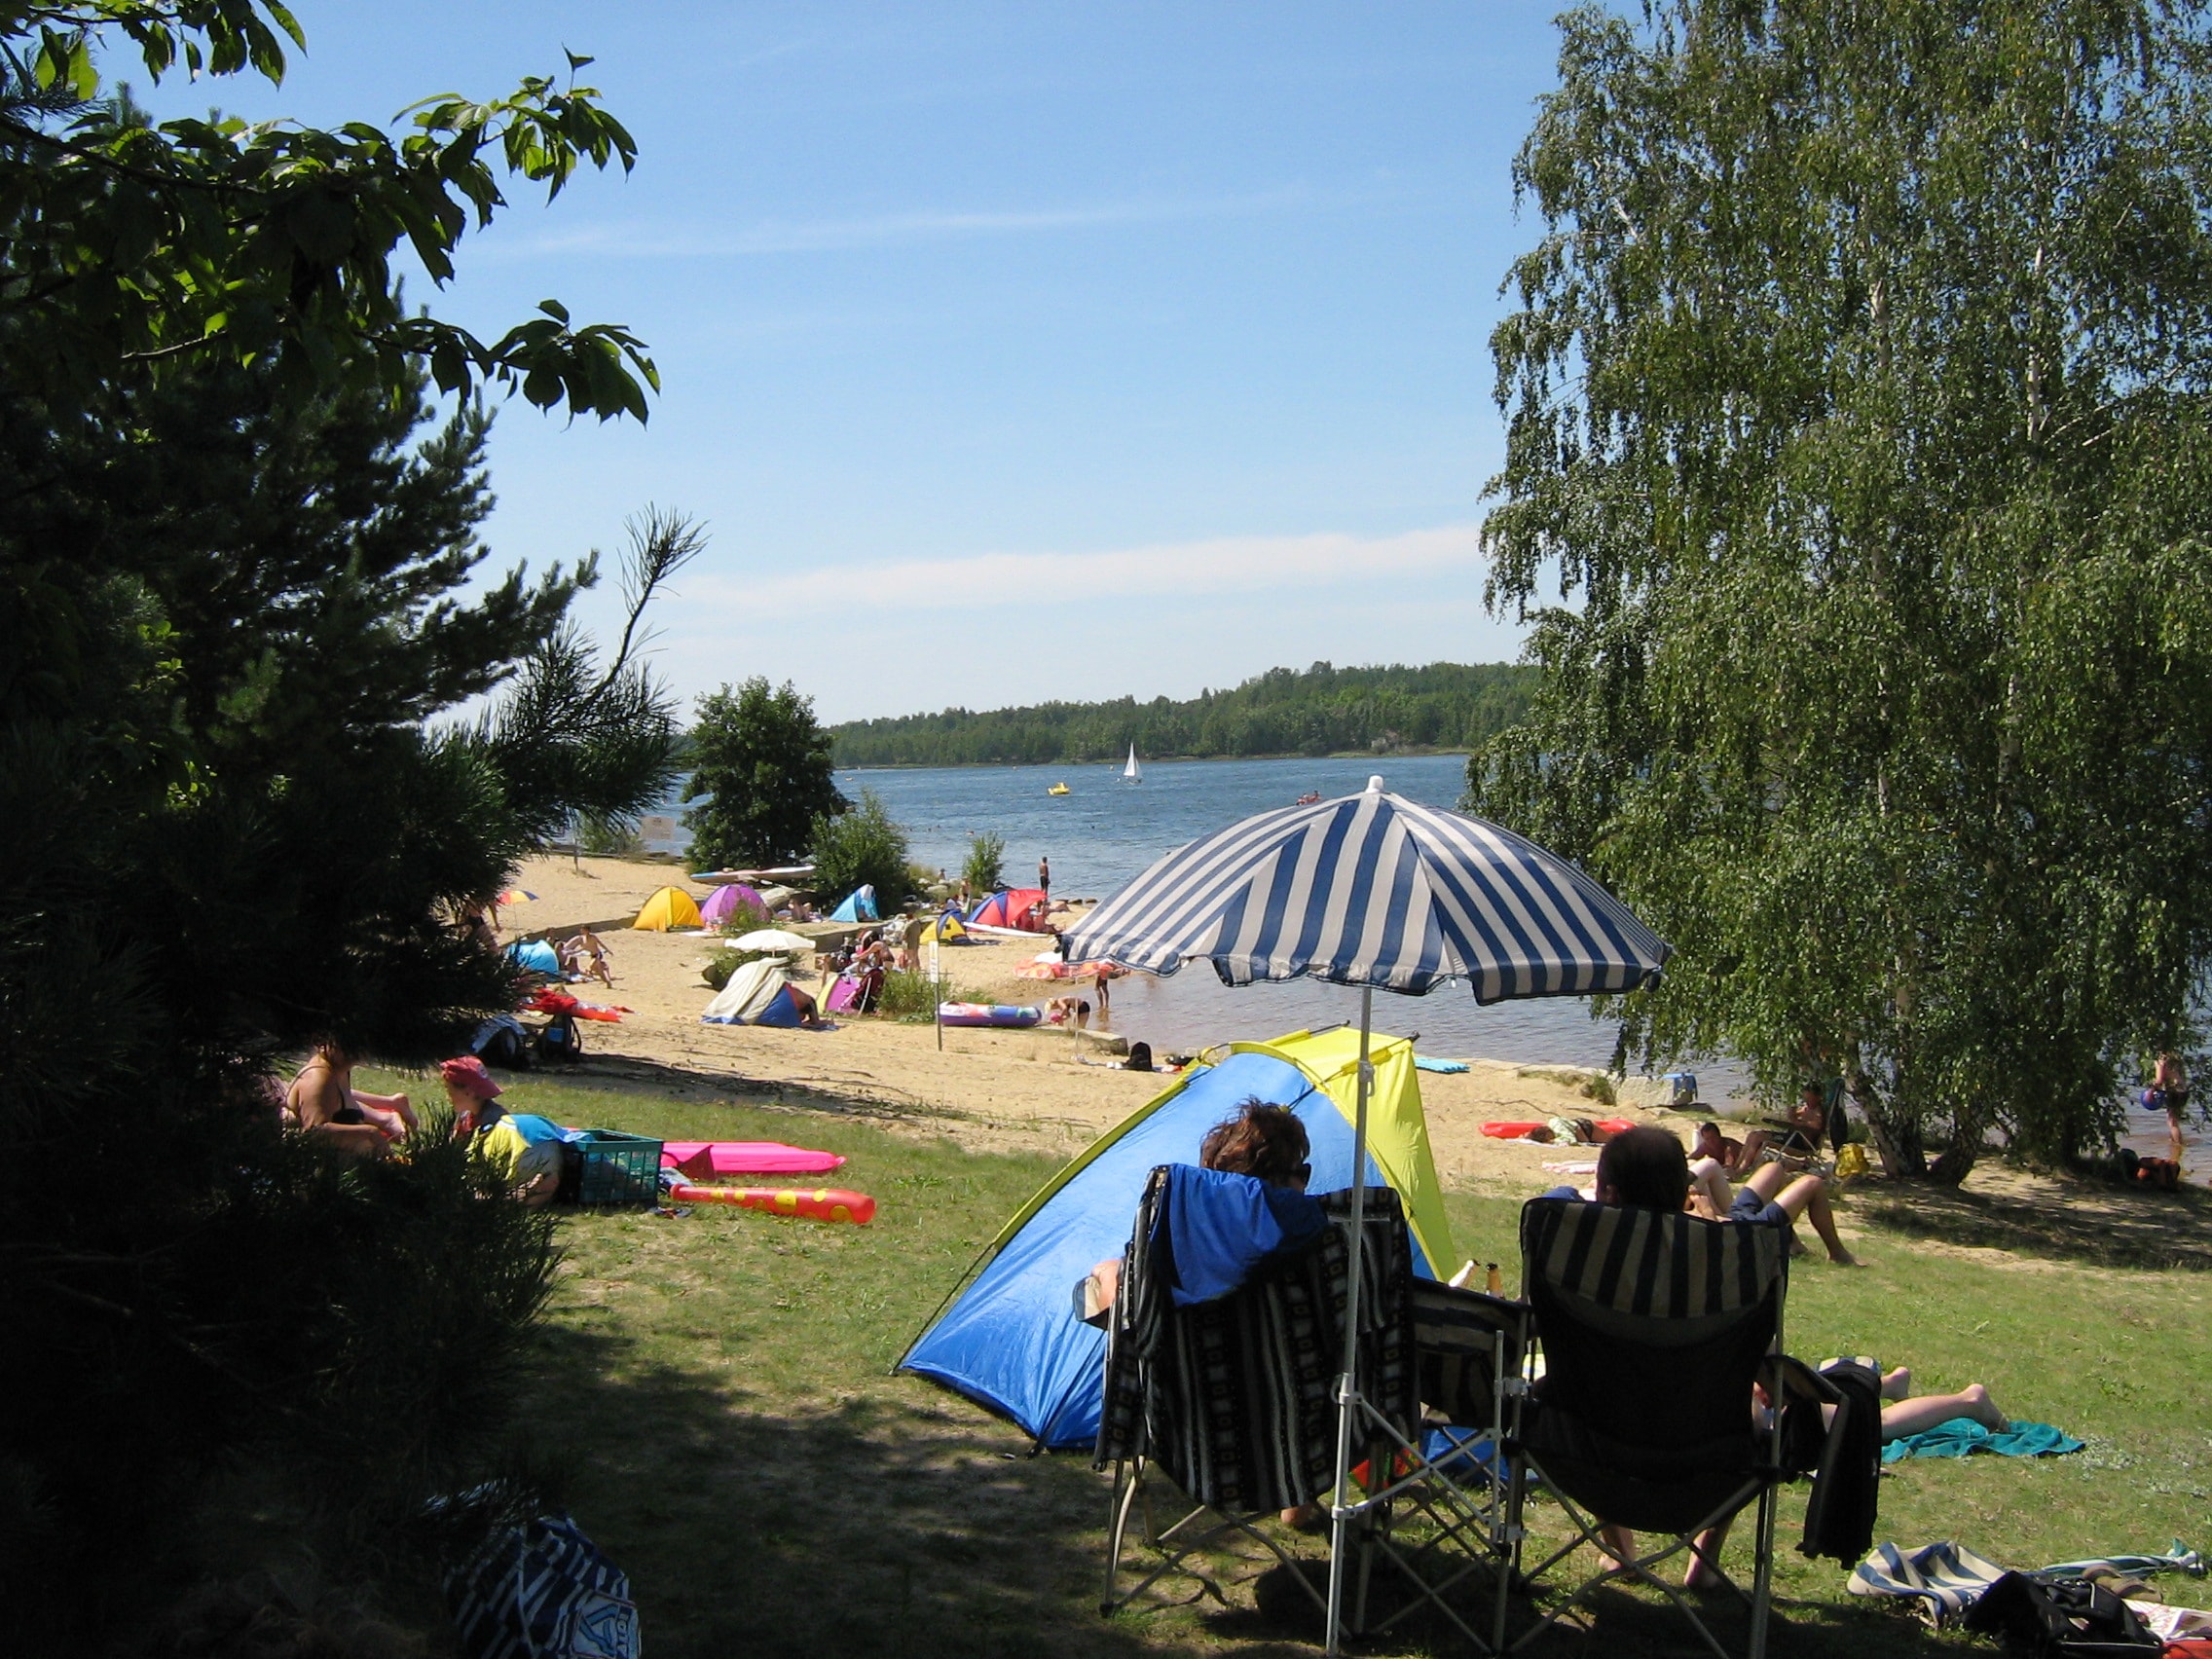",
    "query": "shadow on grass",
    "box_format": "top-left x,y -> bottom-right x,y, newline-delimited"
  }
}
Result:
518,1306 -> 1967,1659
545,1049 -> 982,1132
513,1314 -> 1238,1659
1856,1175 -> 2212,1272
